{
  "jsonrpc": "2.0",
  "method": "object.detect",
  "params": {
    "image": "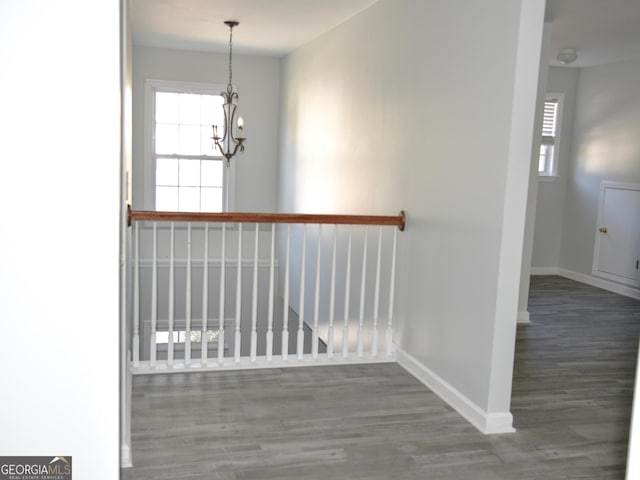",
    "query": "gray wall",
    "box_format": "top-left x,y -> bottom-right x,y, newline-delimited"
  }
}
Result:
280,0 -> 545,427
531,67 -> 579,268
560,58 -> 640,277
532,58 -> 640,295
